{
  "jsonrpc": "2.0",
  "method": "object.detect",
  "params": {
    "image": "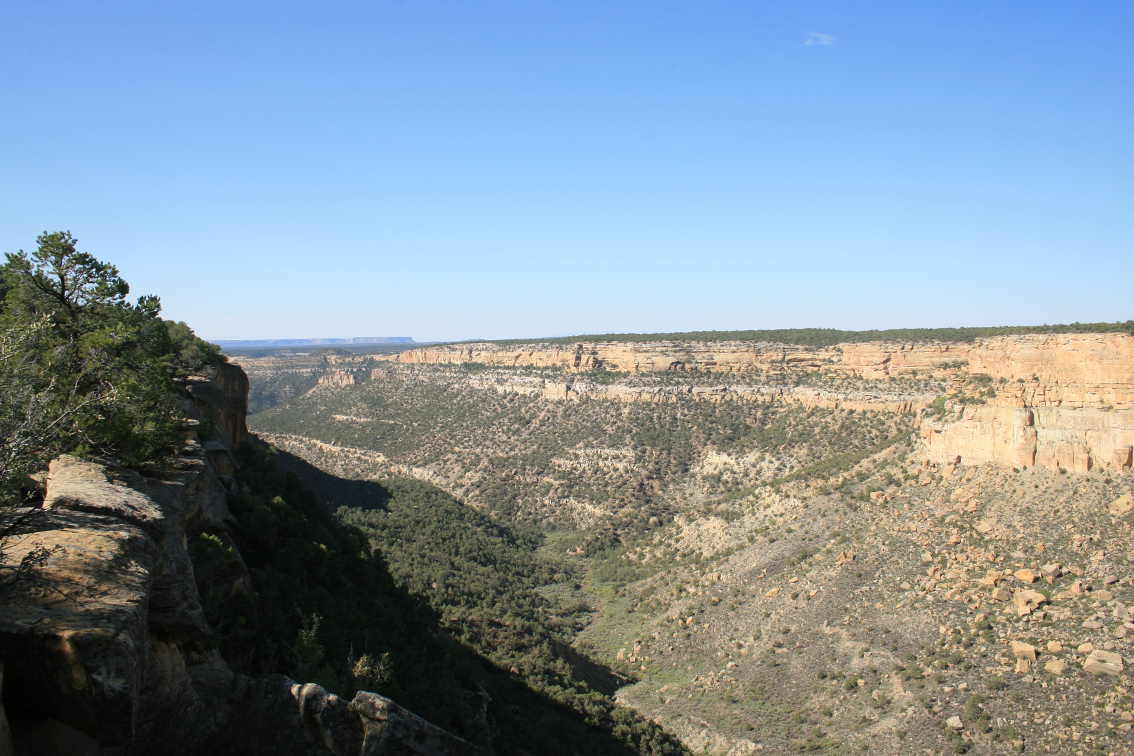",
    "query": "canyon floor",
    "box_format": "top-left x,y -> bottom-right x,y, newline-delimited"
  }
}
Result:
238,336 -> 1134,755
